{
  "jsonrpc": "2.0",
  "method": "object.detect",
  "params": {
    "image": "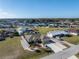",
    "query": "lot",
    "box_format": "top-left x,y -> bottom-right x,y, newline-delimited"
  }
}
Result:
0,37 -> 21,59
37,27 -> 79,58
36,27 -> 66,34
64,36 -> 79,58
64,36 -> 79,45
36,27 -> 79,34
0,36 -> 50,59
37,27 -> 79,44
0,27 -> 79,59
